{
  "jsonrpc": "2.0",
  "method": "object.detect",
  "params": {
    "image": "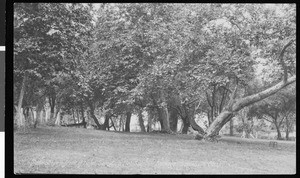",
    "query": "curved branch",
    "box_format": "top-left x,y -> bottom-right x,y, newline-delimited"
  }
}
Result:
278,39 -> 295,83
